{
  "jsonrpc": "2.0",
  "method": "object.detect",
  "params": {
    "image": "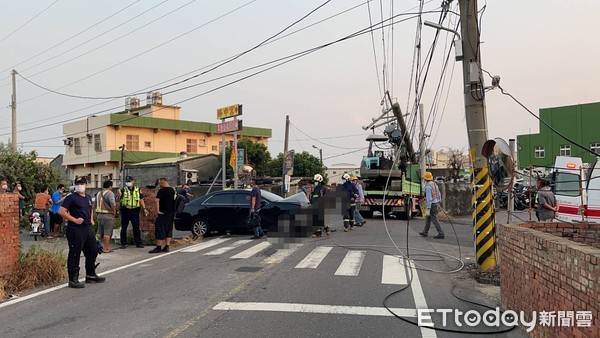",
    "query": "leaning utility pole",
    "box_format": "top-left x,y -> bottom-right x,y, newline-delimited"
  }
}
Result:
418,104 -> 427,191
282,115 -> 290,197
11,70 -> 17,151
459,0 -> 496,270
